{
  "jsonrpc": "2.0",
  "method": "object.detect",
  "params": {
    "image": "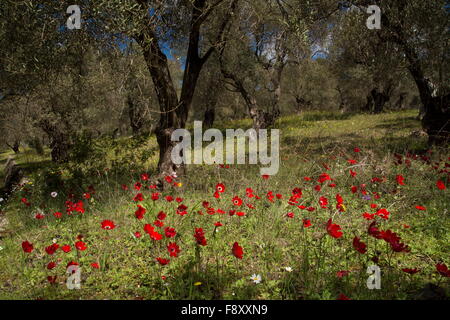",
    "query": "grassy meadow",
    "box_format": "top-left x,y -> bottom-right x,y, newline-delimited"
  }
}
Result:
0,109 -> 449,300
